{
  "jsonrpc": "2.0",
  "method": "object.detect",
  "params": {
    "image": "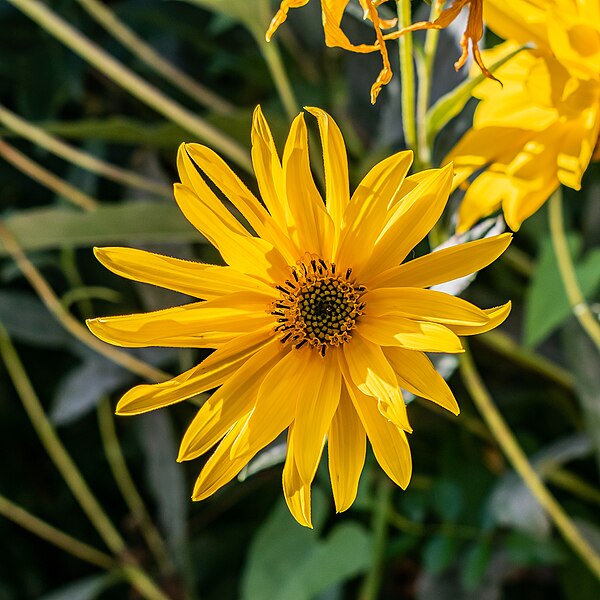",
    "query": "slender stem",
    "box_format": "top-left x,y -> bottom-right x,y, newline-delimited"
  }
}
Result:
0,104 -> 171,198
7,0 -> 251,172
415,1 -> 441,168
547,468 -> 600,508
97,398 -> 173,574
75,0 -> 235,115
119,565 -> 171,600
0,139 -> 97,211
360,477 -> 392,600
477,330 -> 574,391
549,189 -> 600,352
0,322 -> 125,555
396,0 -> 419,166
460,345 -> 600,580
255,0 -> 298,120
0,222 -> 169,383
0,492 -> 114,569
